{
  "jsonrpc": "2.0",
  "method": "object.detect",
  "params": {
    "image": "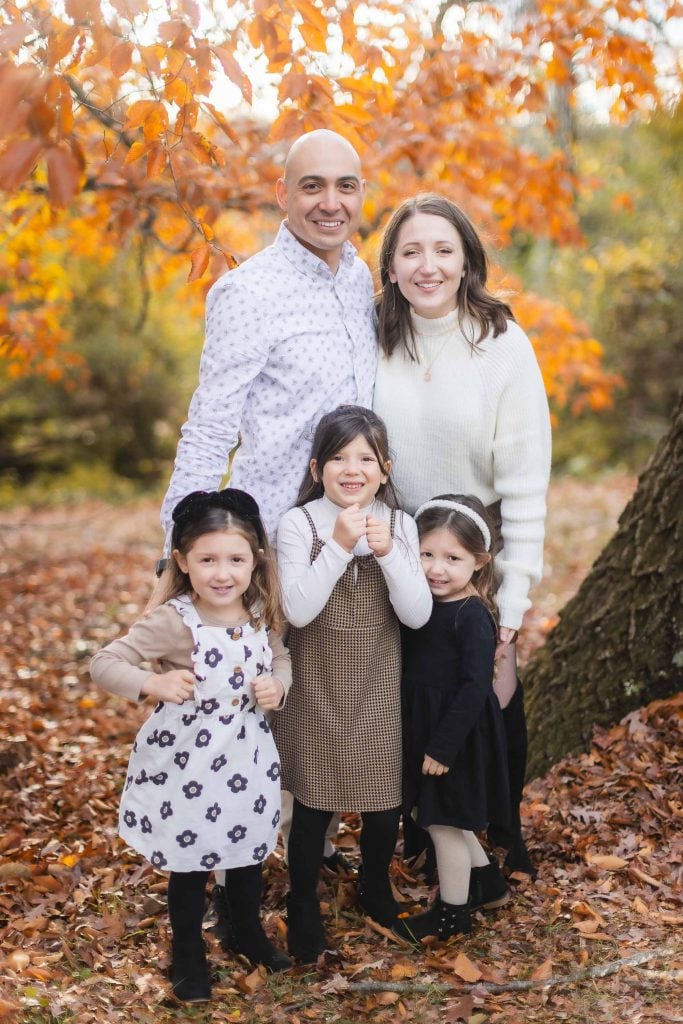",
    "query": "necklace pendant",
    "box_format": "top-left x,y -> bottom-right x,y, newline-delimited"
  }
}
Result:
423,369 -> 432,382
